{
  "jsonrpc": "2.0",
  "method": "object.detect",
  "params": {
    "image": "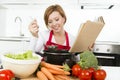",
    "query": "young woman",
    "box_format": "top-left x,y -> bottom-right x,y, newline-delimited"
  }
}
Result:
29,4 -> 75,53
